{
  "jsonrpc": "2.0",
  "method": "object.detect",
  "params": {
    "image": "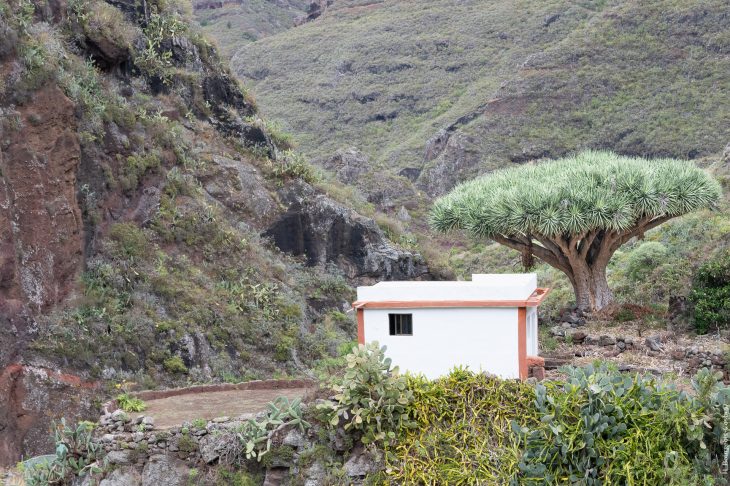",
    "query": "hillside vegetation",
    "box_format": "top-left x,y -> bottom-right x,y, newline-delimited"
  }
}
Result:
0,0 -> 428,463
228,0 -> 729,196
195,0 -> 309,59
